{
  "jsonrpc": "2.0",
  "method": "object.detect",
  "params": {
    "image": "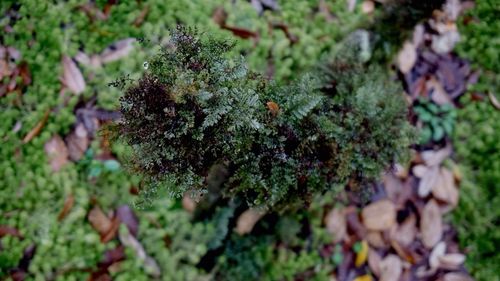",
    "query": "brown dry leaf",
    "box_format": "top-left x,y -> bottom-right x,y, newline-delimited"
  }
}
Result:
398,41 -> 417,74
439,253 -> 465,270
23,110 -> 50,144
65,123 -> 89,161
182,193 -> 196,213
442,272 -> 473,281
392,214 -> 416,246
418,166 -> 439,198
57,194 -> 75,221
325,208 -> 346,243
427,77 -> 453,105
133,6 -> 149,27
368,249 -> 382,277
88,206 -> 112,236
44,135 -> 69,172
429,241 -> 446,269
366,231 -> 386,249
432,167 -> 459,206
212,6 -> 227,26
235,208 -> 265,235
421,200 -> 443,248
361,1 -> 374,13
362,199 -> 396,231
100,38 -> 135,64
383,173 -> 403,203
266,101 -> 280,116
0,225 -> 23,238
119,227 -> 161,277
488,92 -> 500,110
390,240 -> 415,264
62,55 -> 85,95
380,254 -> 402,281
412,164 -> 428,178
101,216 -> 120,243
421,146 -> 452,166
